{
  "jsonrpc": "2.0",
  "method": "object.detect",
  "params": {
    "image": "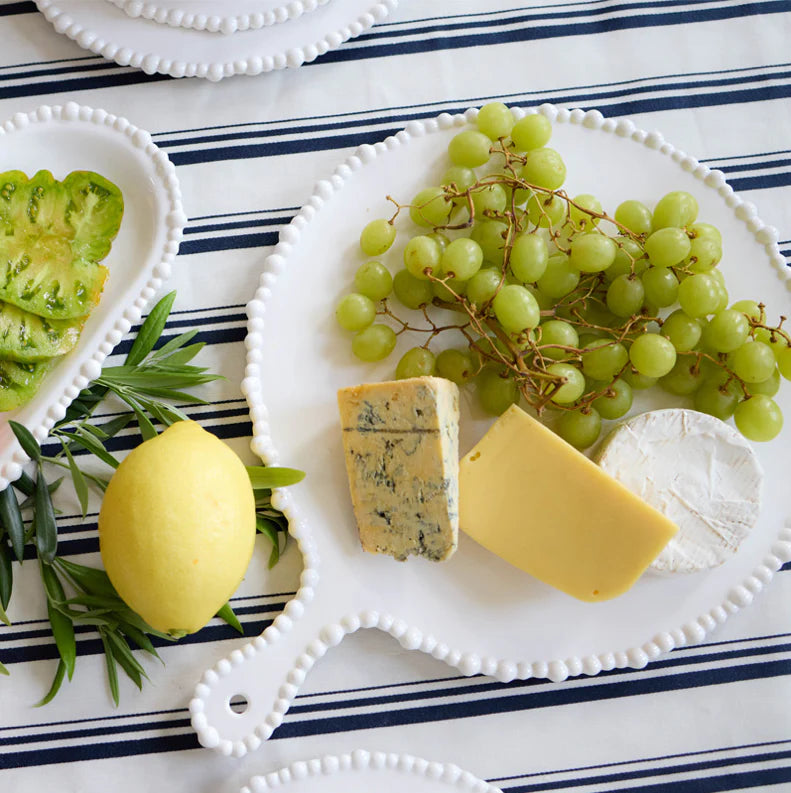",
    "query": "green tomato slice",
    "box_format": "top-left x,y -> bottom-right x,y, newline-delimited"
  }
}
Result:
0,301 -> 84,362
0,358 -> 59,412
